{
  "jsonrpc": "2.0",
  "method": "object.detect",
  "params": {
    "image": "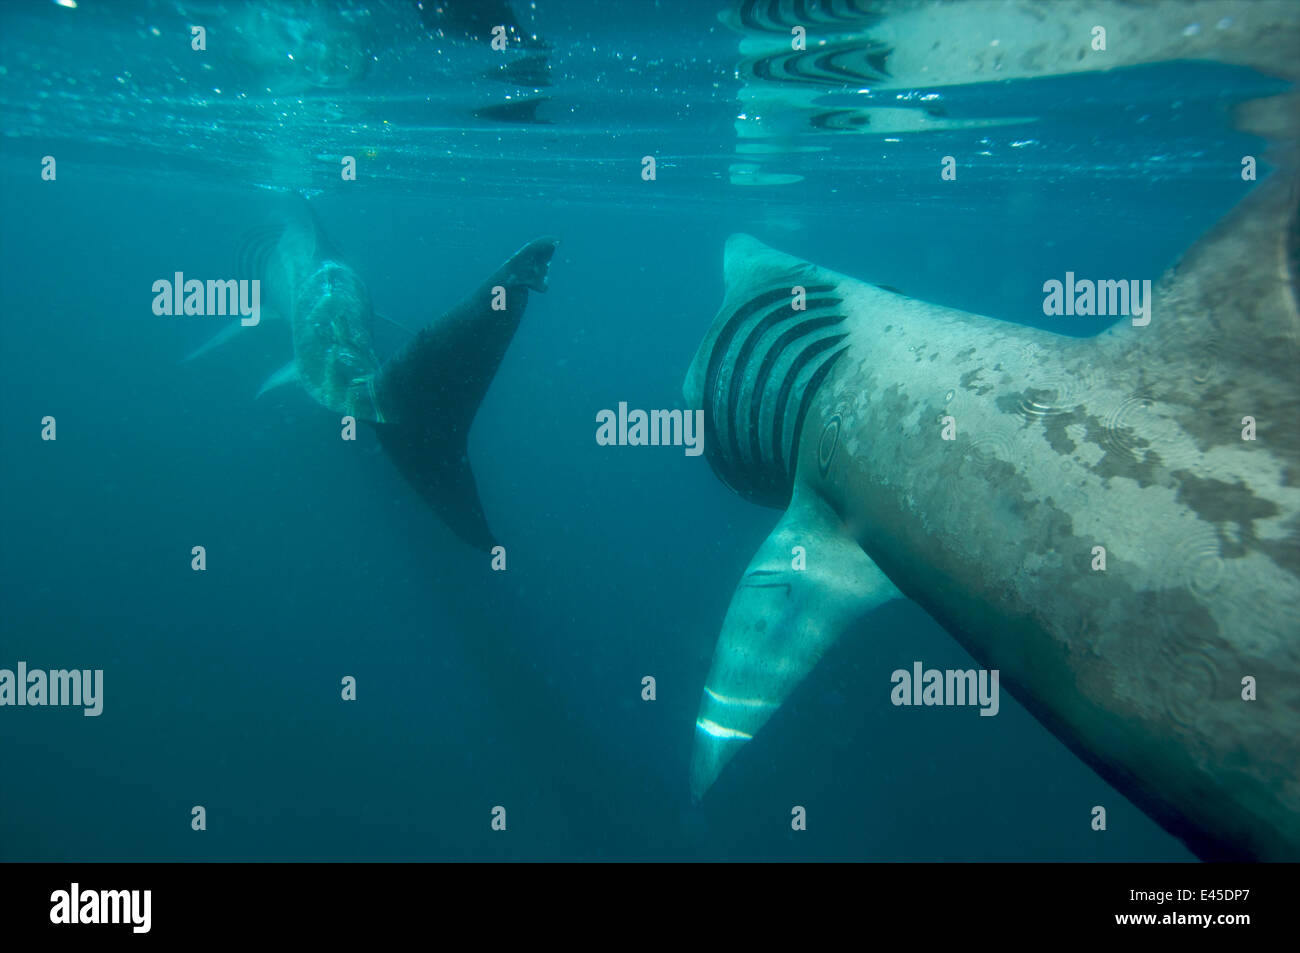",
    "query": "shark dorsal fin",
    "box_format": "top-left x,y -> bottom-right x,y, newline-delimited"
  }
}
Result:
1106,169 -> 1300,466
1142,170 -> 1299,370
